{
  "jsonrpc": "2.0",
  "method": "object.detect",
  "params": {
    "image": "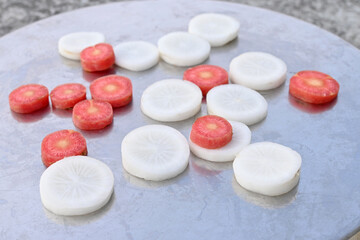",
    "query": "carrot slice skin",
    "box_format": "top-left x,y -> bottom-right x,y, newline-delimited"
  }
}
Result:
90,75 -> 132,108
50,83 -> 86,109
190,115 -> 233,149
9,84 -> 49,113
183,65 -> 228,96
80,43 -> 115,72
72,99 -> 113,130
289,71 -> 339,104
41,129 -> 87,167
